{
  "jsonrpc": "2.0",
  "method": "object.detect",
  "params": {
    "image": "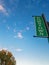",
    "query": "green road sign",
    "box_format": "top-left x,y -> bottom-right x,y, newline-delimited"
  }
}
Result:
34,16 -> 48,37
